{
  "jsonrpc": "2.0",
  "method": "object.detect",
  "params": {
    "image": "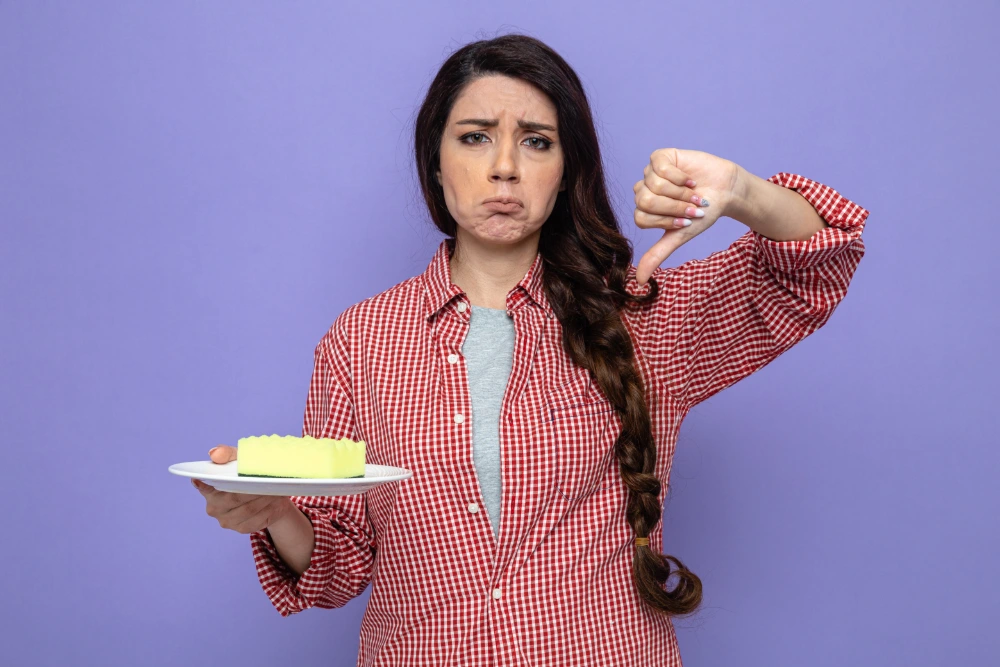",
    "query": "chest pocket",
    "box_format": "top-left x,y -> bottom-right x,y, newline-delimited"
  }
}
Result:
542,370 -> 620,500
